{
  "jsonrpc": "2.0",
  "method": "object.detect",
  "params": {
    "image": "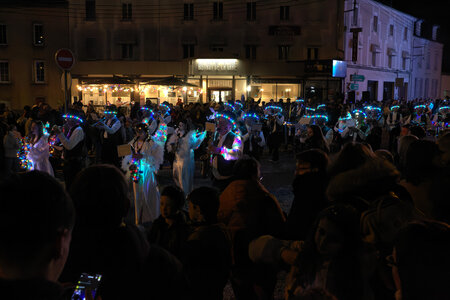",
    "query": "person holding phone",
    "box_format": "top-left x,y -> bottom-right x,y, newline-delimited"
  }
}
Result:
0,171 -> 74,299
